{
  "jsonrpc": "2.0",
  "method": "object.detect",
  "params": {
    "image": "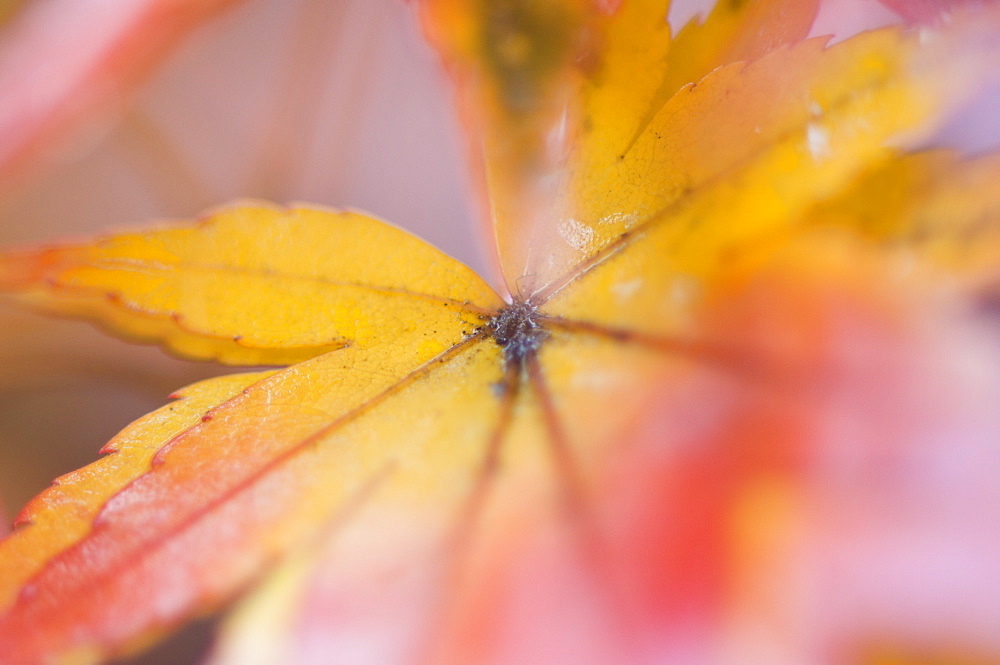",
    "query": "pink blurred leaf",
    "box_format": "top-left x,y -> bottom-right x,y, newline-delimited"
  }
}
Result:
878,0 -> 1000,23
0,0 -> 242,189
